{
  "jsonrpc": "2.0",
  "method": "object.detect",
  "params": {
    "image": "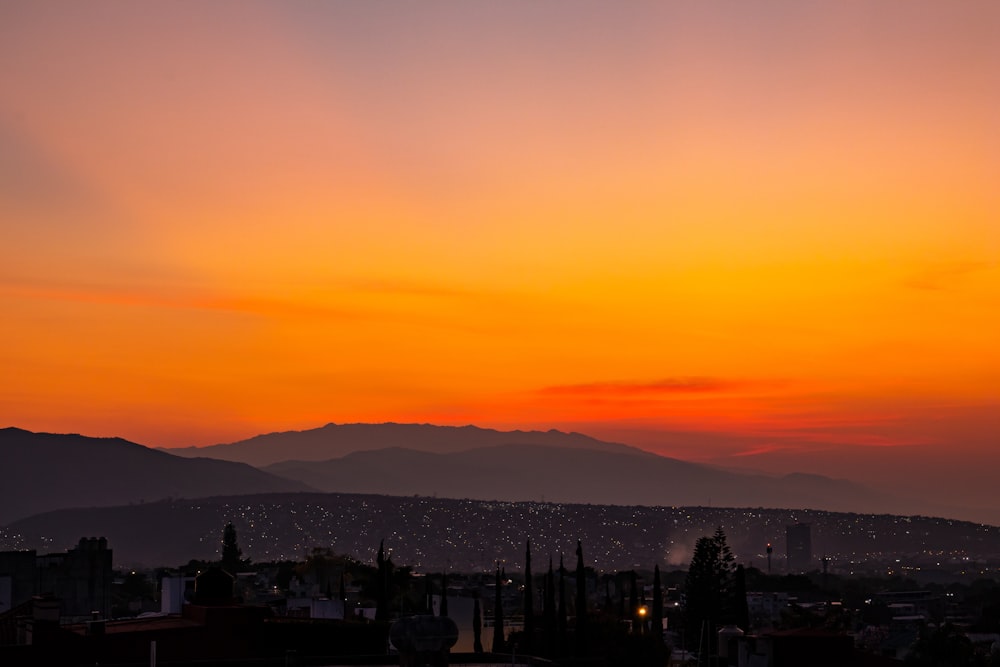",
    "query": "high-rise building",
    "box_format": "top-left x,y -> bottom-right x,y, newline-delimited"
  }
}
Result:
786,523 -> 812,573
